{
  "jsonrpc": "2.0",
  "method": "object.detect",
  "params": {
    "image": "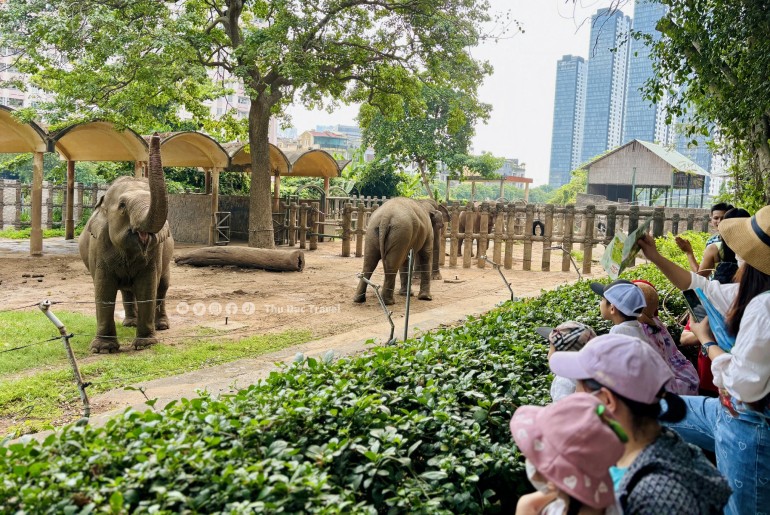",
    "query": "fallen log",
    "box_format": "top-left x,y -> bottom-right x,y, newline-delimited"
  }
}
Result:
175,247 -> 305,272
